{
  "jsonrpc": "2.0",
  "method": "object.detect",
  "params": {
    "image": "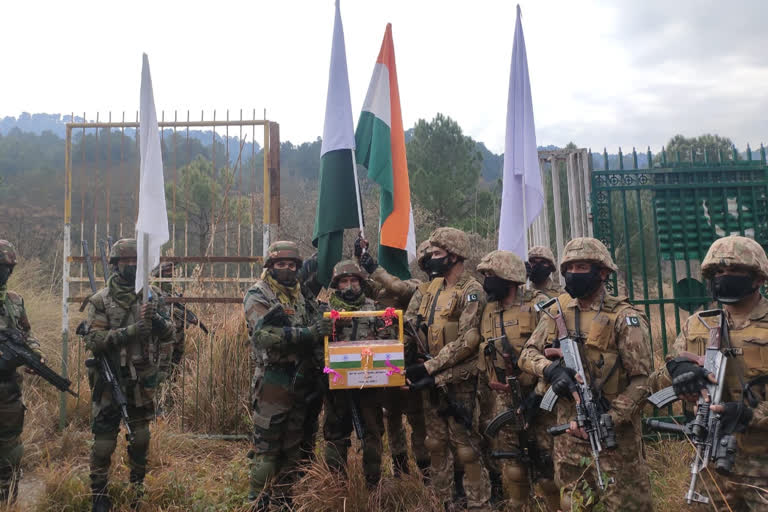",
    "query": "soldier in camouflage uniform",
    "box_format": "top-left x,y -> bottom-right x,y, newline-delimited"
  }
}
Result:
519,237 -> 653,511
360,241 -> 432,477
649,235 -> 768,510
243,241 -> 330,506
152,263 -> 185,367
526,246 -> 562,298
0,240 -> 41,505
405,227 -> 491,511
322,259 -> 396,487
81,238 -> 176,512
476,250 -> 559,510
